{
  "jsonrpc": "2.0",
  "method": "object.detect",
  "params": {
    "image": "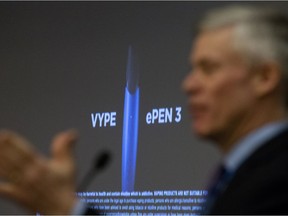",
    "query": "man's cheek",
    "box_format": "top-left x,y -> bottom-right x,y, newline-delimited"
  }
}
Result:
210,105 -> 227,129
